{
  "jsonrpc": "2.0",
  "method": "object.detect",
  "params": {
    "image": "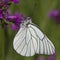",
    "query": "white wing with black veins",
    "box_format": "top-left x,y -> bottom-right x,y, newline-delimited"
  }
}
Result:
13,24 -> 55,57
